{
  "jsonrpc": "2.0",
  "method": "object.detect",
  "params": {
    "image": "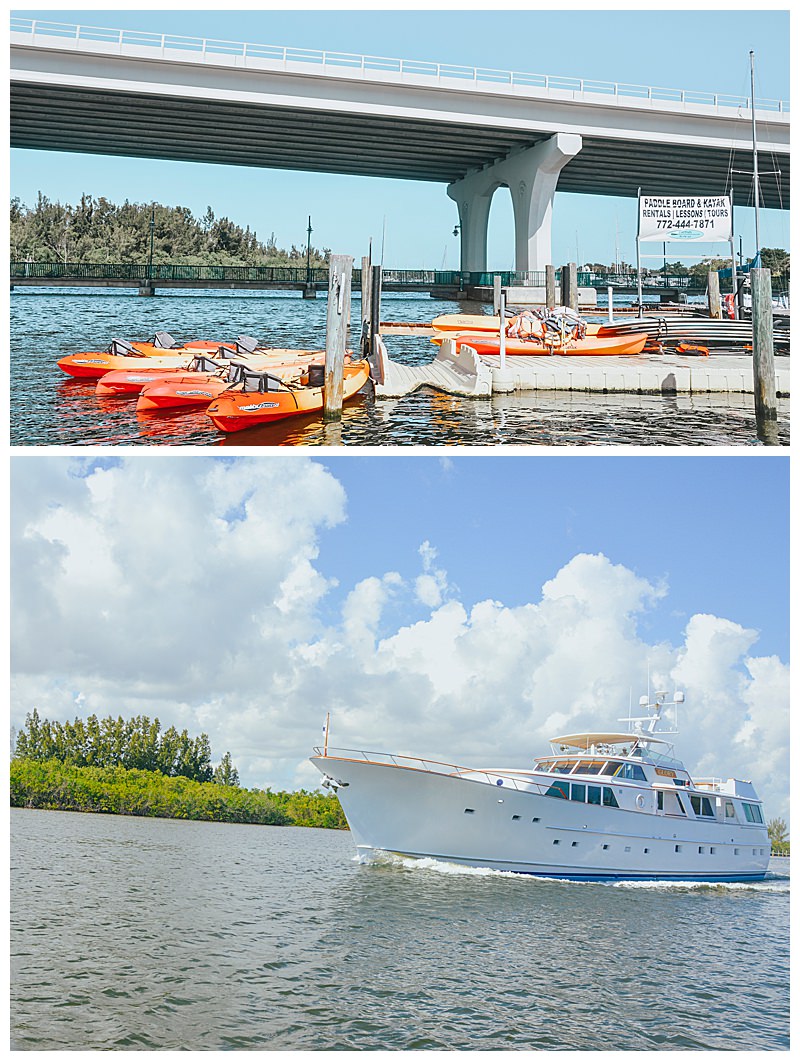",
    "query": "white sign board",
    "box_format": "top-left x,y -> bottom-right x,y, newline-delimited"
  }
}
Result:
638,195 -> 732,243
